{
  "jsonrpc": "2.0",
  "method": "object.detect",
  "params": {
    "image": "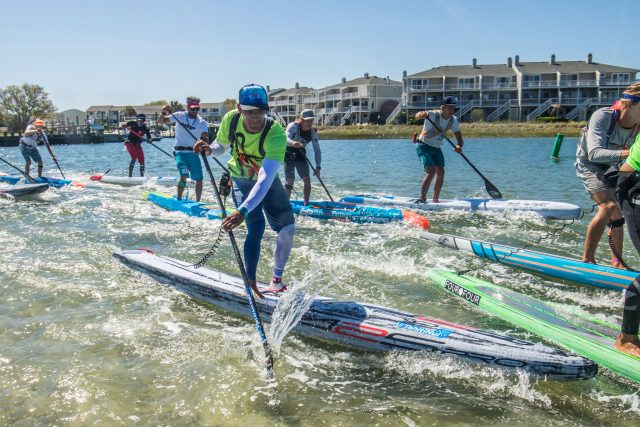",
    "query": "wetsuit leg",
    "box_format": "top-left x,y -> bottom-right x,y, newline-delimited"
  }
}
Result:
619,192 -> 640,335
